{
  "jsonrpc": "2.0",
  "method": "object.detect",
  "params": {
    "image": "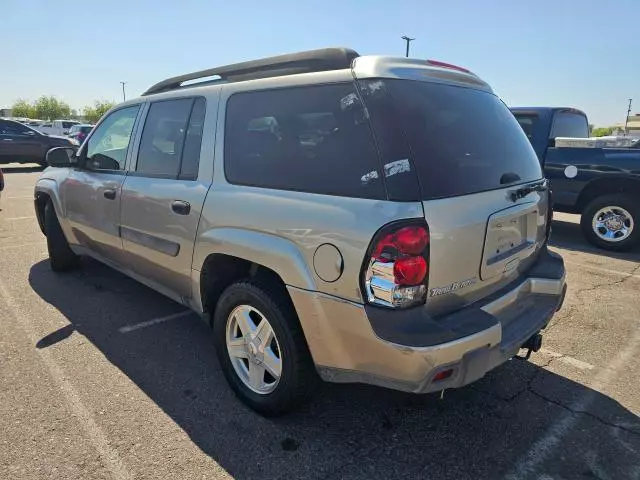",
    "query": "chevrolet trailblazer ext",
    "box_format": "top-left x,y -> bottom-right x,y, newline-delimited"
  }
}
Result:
35,49 -> 566,415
